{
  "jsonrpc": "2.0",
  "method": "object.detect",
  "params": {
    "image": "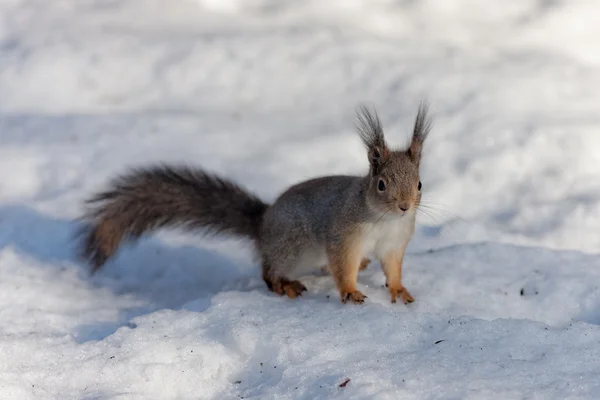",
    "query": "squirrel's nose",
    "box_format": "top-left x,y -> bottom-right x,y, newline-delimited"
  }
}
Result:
397,202 -> 409,212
